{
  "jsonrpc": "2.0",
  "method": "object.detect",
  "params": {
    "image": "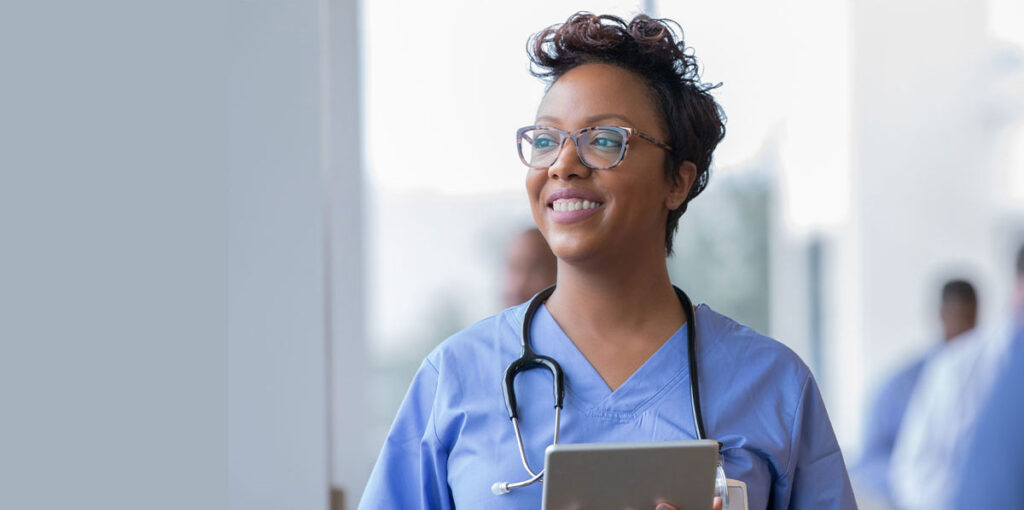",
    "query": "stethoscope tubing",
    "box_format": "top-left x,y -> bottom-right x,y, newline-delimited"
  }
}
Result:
494,284 -> 708,494
673,285 -> 706,441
